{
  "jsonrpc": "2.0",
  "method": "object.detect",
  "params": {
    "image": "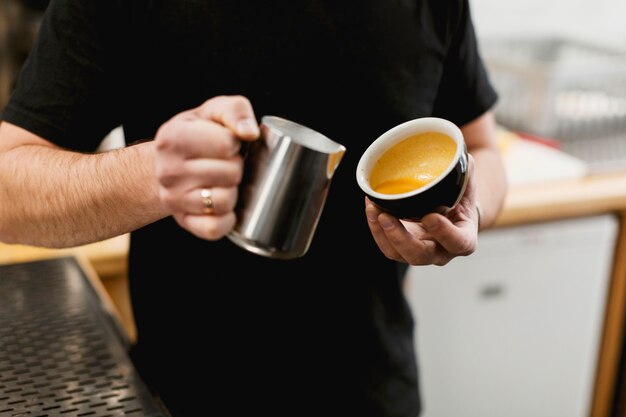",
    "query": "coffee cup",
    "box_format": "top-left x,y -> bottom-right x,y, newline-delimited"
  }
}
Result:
356,117 -> 468,220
